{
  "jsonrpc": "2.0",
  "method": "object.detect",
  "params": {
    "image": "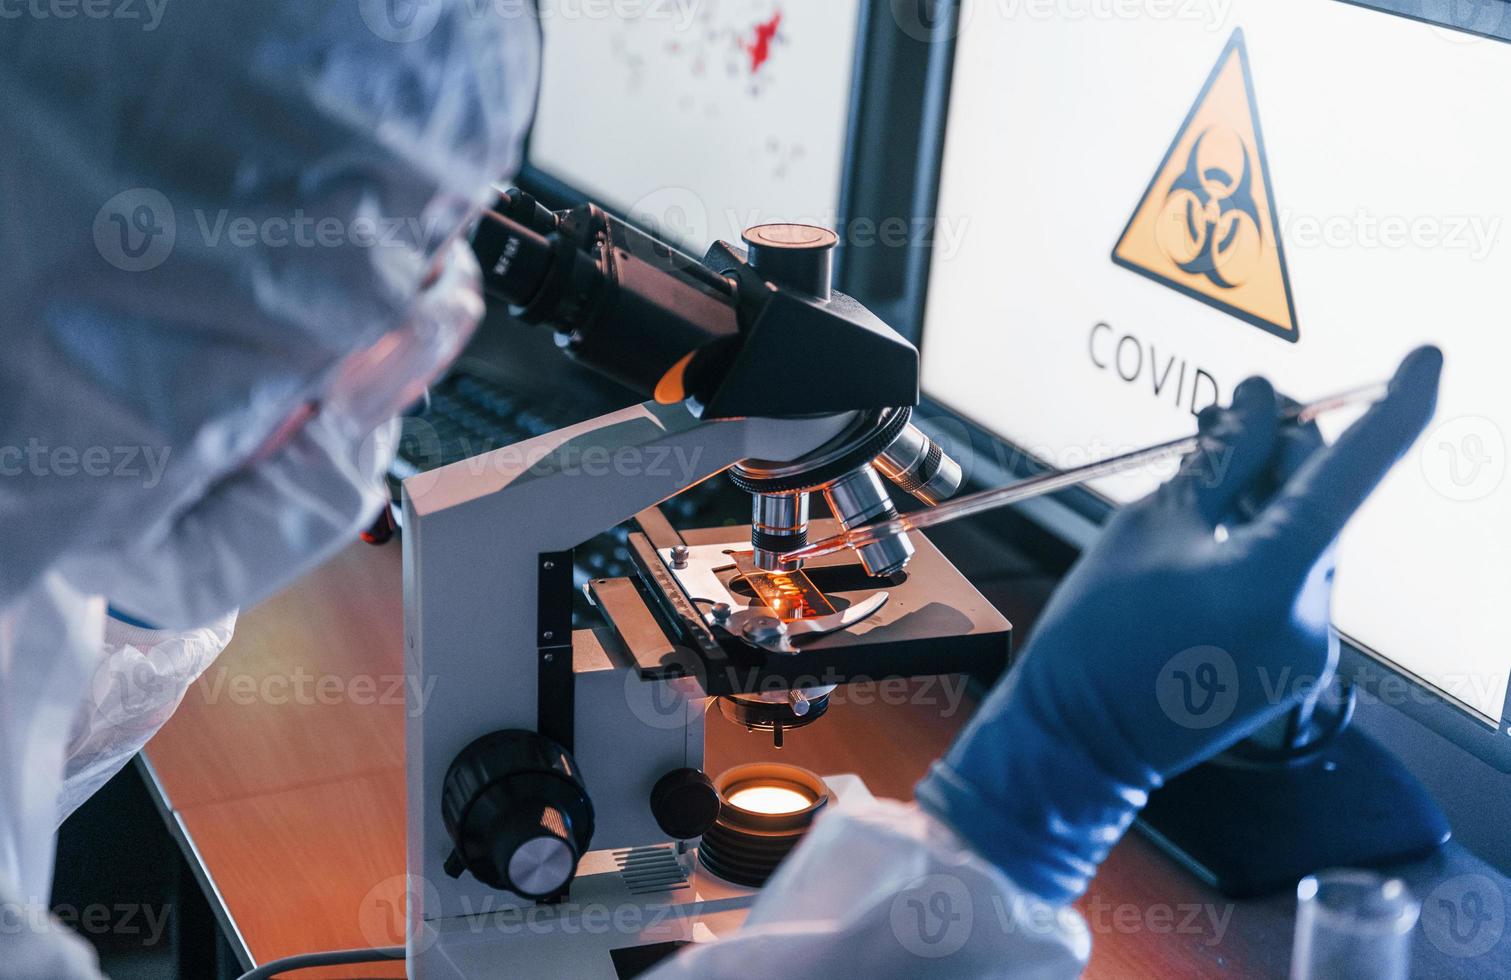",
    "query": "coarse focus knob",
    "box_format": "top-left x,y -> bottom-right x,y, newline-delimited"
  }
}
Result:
441,730 -> 595,901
